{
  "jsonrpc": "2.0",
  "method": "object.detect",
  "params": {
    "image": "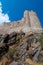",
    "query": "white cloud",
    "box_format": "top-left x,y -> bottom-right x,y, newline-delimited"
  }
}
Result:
0,2 -> 10,25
